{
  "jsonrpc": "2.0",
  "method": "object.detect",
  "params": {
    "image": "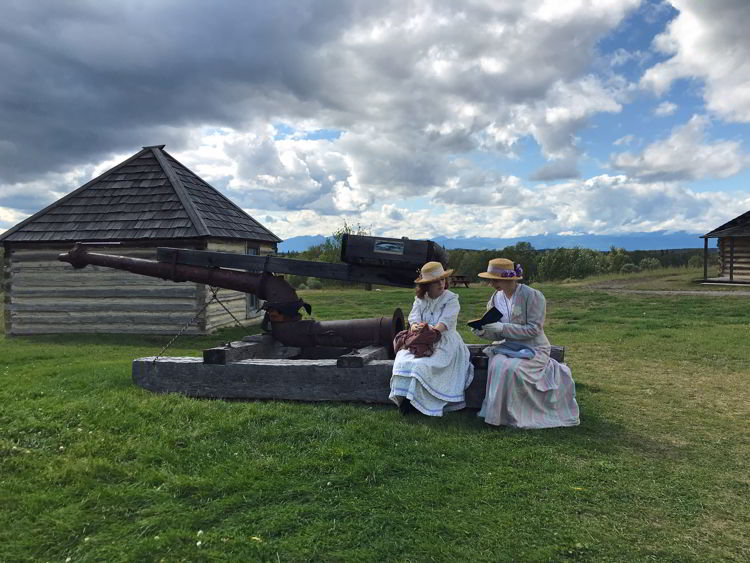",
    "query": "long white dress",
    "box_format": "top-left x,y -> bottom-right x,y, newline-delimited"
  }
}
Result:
390,290 -> 474,416
477,284 -> 580,429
